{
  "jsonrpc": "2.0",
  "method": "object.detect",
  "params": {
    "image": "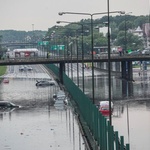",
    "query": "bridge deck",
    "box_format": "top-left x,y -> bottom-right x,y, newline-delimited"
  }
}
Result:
0,55 -> 150,65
